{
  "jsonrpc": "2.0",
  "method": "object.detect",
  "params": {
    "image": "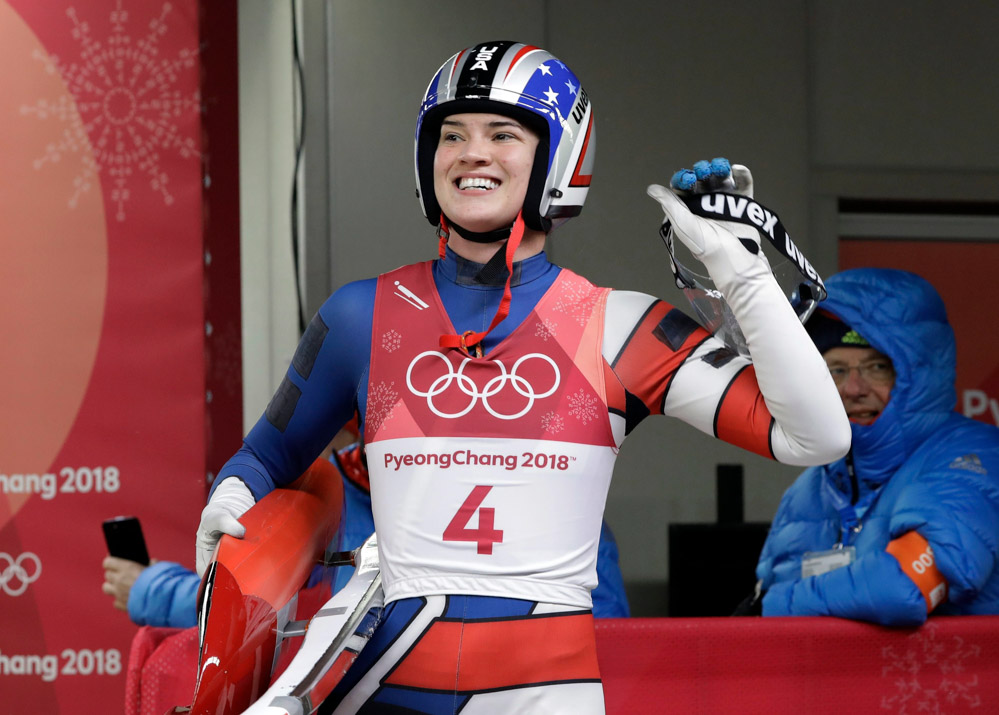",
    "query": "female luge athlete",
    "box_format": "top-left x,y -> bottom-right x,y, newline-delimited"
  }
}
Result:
196,40 -> 850,713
